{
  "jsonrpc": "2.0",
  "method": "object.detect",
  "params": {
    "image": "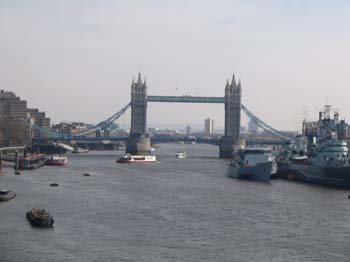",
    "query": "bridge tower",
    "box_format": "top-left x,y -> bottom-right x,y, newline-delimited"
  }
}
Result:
126,73 -> 151,155
220,74 -> 242,158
